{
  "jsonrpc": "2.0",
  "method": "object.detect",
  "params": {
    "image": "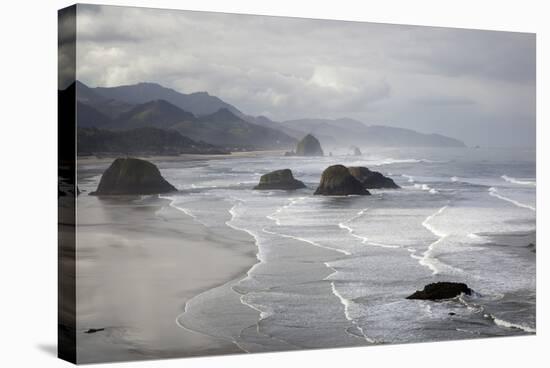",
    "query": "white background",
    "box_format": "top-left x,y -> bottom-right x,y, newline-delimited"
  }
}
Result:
0,0 -> 547,366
